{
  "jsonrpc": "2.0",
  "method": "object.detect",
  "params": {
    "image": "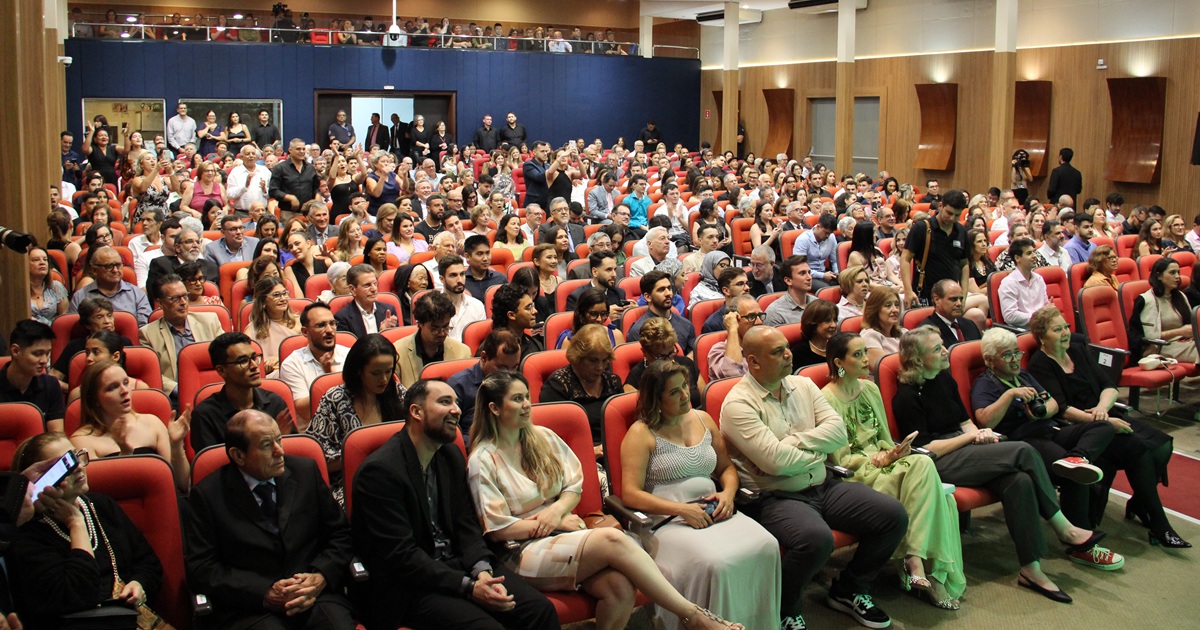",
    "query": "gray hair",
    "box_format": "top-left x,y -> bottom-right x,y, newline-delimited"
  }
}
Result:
179,215 -> 204,235
326,261 -> 351,284
587,231 -> 610,247
646,226 -> 670,243
432,231 -> 457,247
548,197 -> 569,211
752,244 -> 776,264
838,215 -> 857,234
980,327 -> 1018,361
